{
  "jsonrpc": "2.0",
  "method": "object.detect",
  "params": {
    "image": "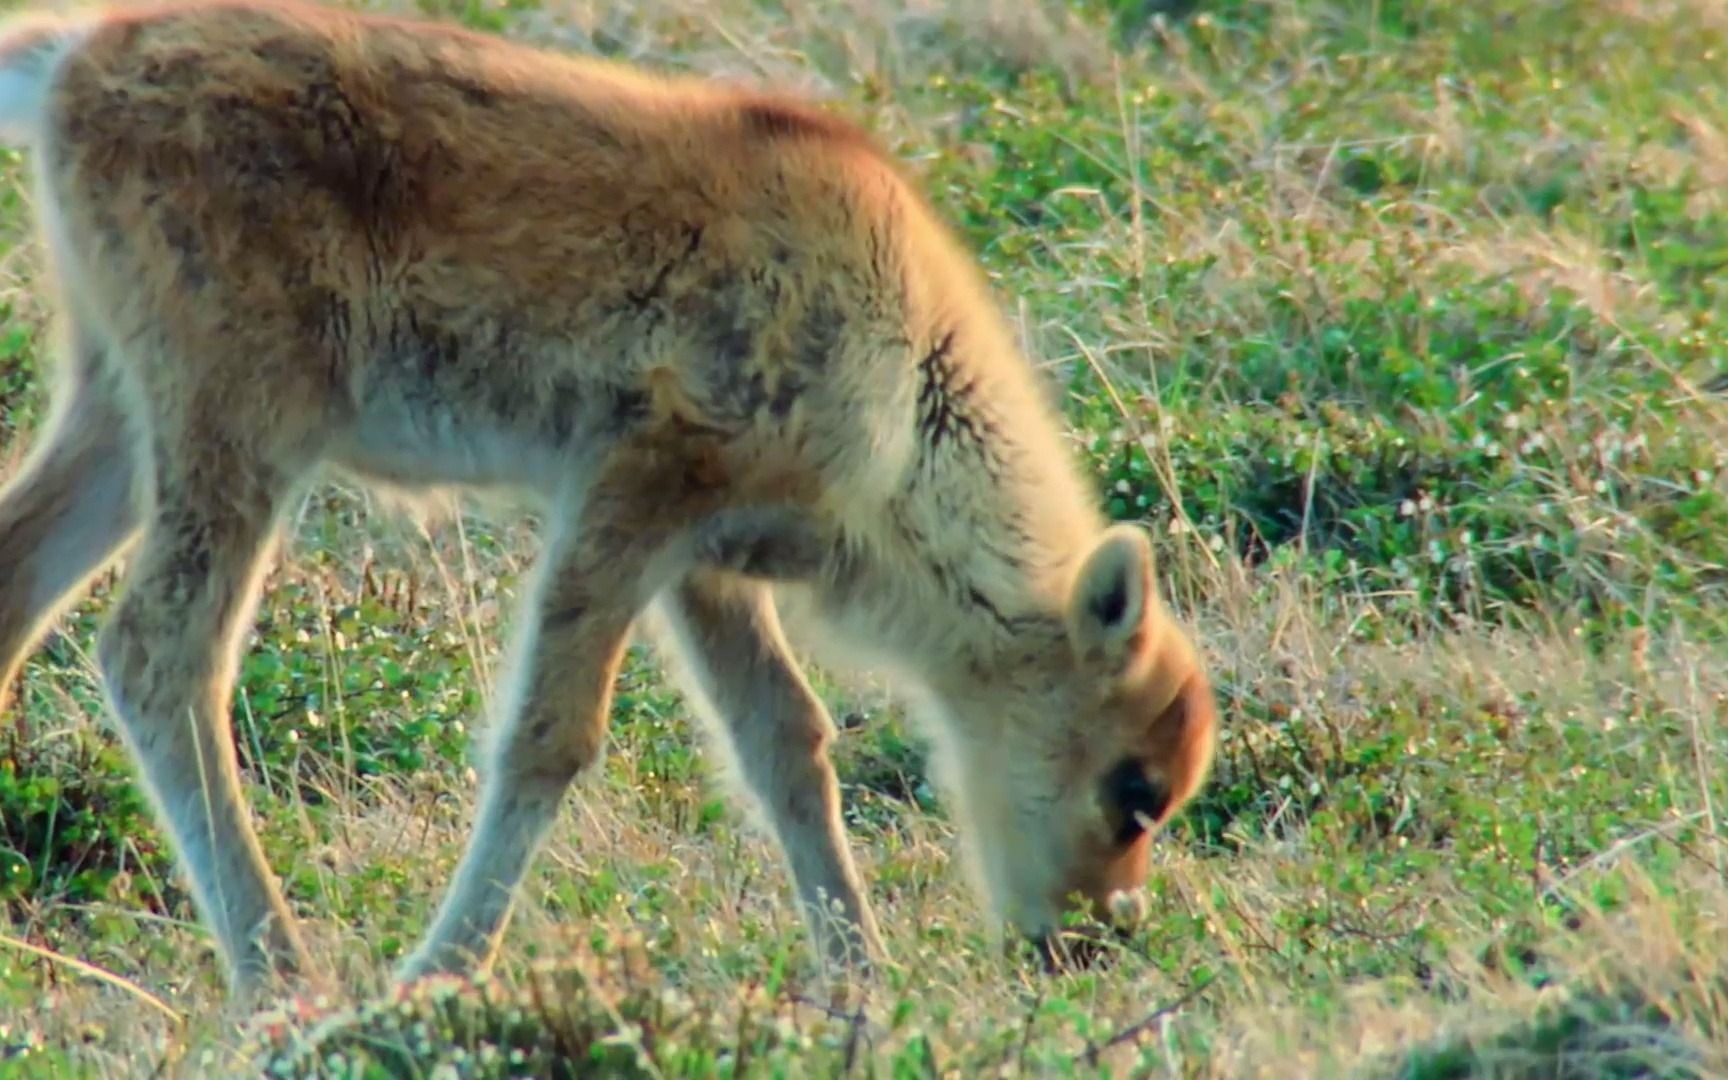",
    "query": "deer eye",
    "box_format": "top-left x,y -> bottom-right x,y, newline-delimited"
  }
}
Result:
1102,758 -> 1170,845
